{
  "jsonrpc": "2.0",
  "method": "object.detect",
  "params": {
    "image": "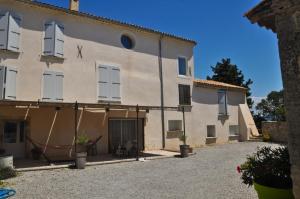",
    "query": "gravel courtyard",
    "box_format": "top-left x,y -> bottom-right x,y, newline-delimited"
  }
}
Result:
6,142 -> 280,199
